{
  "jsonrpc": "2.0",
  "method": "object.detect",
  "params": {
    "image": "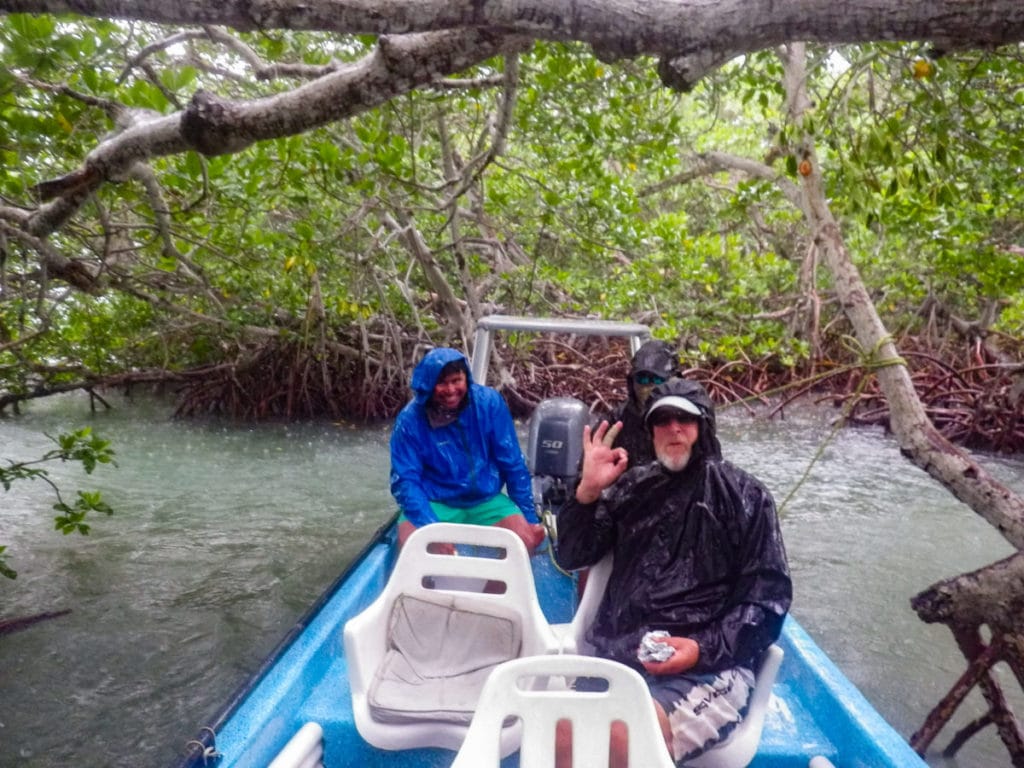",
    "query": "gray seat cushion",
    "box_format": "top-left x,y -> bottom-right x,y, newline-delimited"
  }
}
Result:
368,594 -> 521,724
